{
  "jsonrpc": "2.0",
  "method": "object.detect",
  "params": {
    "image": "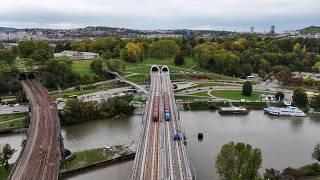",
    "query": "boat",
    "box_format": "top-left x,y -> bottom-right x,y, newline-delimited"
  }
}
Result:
264,106 -> 306,117
218,106 -> 248,115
